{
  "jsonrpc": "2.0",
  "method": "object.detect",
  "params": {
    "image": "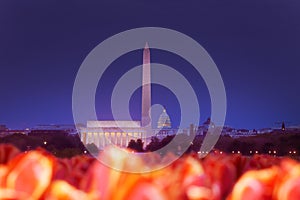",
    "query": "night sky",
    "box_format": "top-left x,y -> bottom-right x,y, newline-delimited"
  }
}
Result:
0,1 -> 299,129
